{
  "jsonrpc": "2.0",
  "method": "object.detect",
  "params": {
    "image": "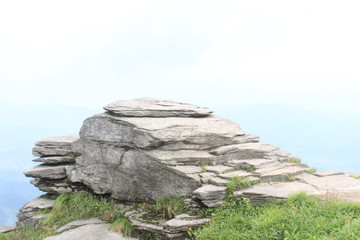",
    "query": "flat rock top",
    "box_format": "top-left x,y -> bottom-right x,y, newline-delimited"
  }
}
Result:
104,98 -> 213,117
99,113 -> 244,138
43,223 -> 137,240
35,134 -> 79,146
23,197 -> 55,210
0,226 -> 16,234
